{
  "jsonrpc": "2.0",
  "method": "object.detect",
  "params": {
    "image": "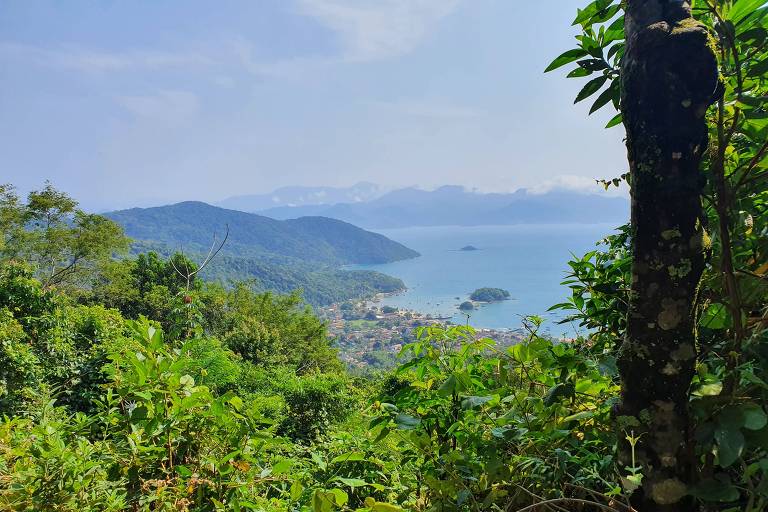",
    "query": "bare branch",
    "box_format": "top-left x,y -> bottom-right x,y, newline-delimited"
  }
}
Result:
169,257 -> 187,280
196,224 -> 229,275
166,225 -> 229,291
